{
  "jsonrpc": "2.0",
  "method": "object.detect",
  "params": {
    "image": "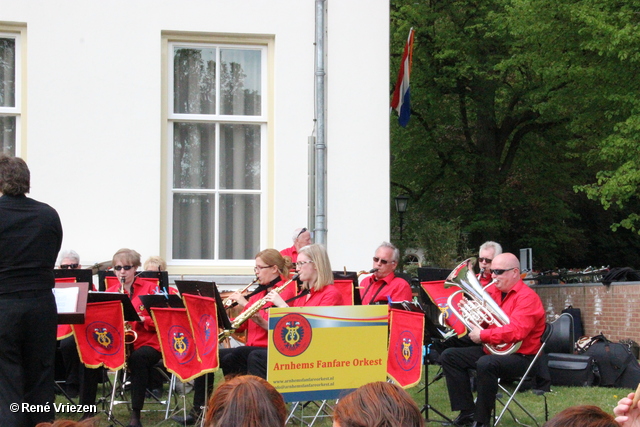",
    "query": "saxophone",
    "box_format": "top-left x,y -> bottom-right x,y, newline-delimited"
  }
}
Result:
218,273 -> 299,343
119,276 -> 138,346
